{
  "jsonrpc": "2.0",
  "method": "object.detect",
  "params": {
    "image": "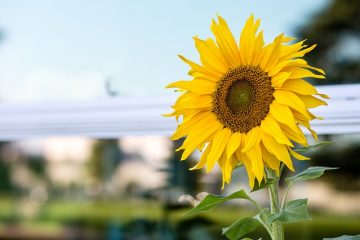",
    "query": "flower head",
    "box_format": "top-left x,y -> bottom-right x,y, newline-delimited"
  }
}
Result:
166,15 -> 328,188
